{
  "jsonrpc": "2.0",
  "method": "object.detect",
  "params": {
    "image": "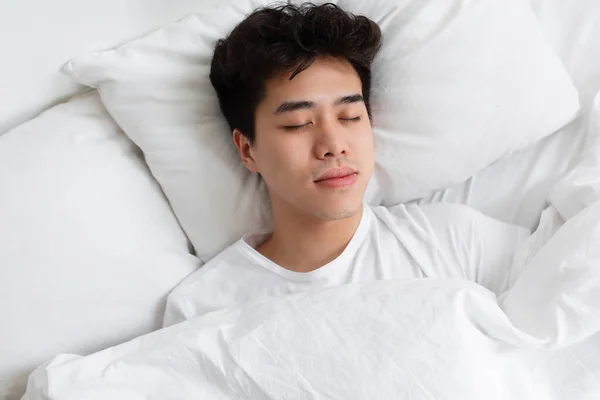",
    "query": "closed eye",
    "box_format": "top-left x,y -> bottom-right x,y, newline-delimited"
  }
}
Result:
282,122 -> 311,131
340,117 -> 361,122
